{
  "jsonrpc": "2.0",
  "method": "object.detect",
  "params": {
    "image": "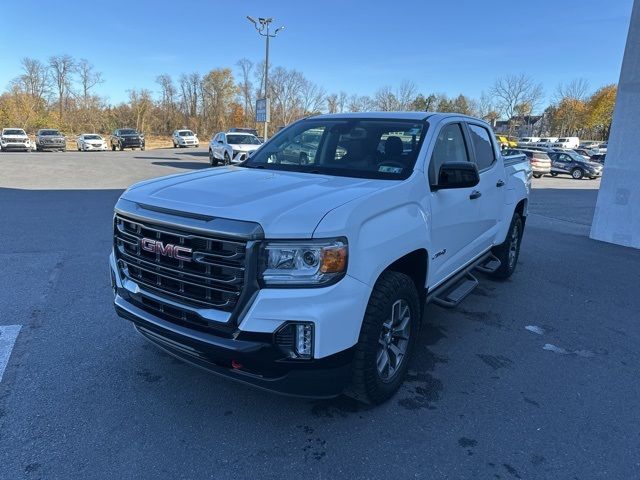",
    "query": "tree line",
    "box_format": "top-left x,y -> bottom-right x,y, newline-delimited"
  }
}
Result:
0,55 -> 617,140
